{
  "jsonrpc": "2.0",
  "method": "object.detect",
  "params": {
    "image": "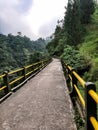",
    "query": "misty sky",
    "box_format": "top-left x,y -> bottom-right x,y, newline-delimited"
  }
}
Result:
0,0 -> 68,40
